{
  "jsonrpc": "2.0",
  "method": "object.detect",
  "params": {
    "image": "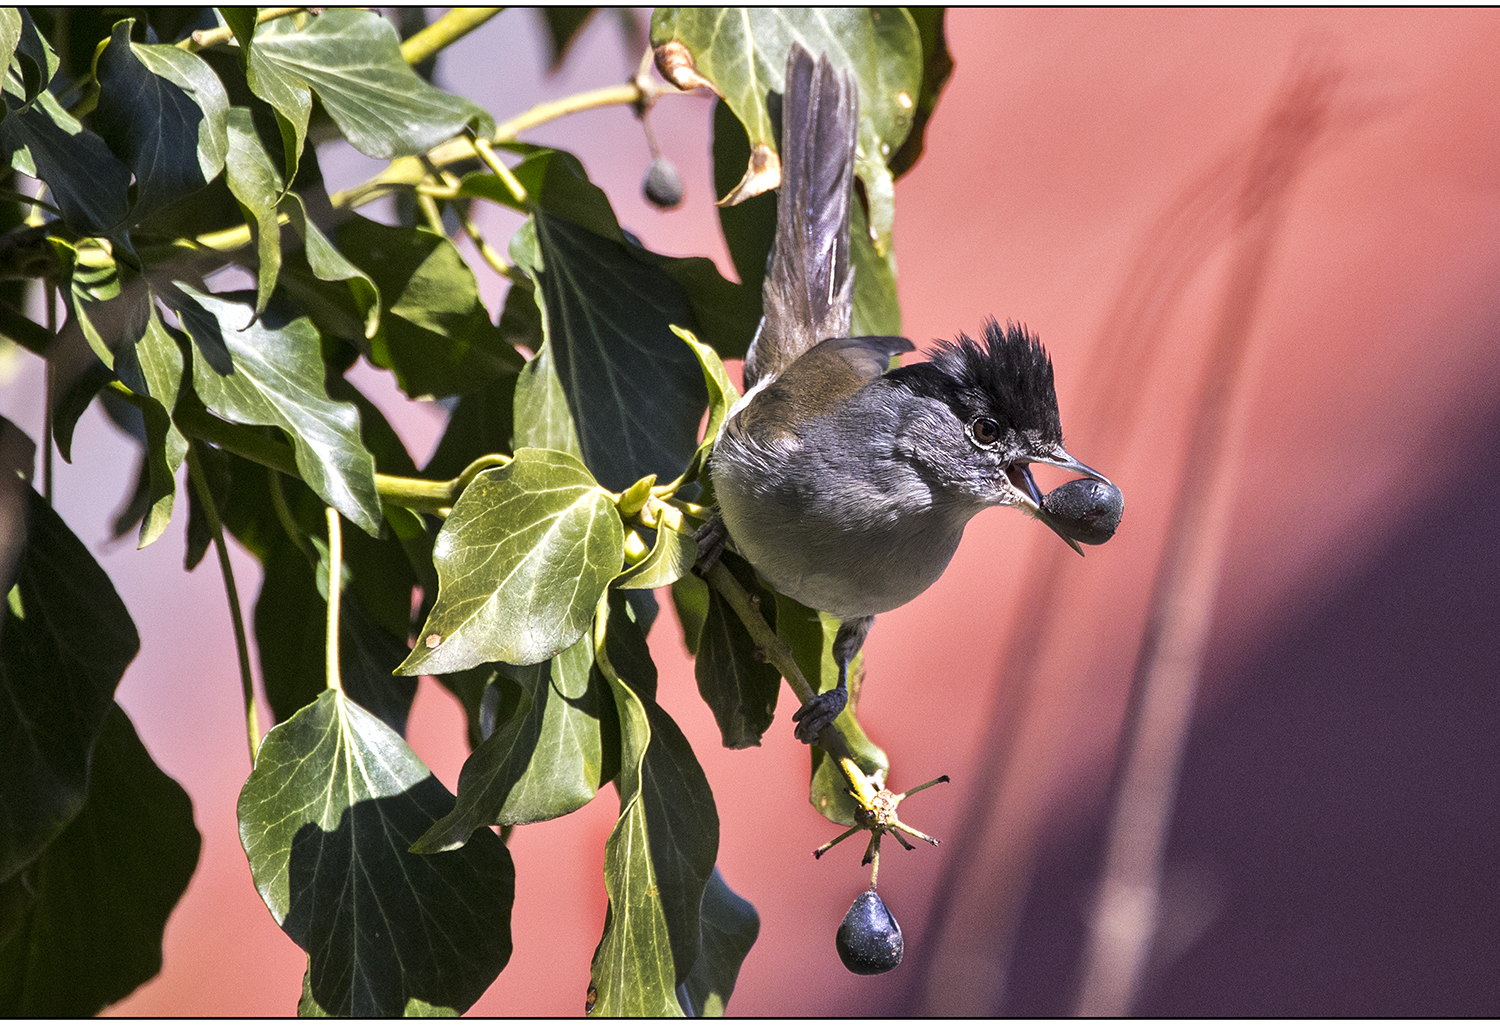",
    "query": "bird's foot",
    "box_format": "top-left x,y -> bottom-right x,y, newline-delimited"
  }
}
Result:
792,686 -> 847,744
692,515 -> 730,573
